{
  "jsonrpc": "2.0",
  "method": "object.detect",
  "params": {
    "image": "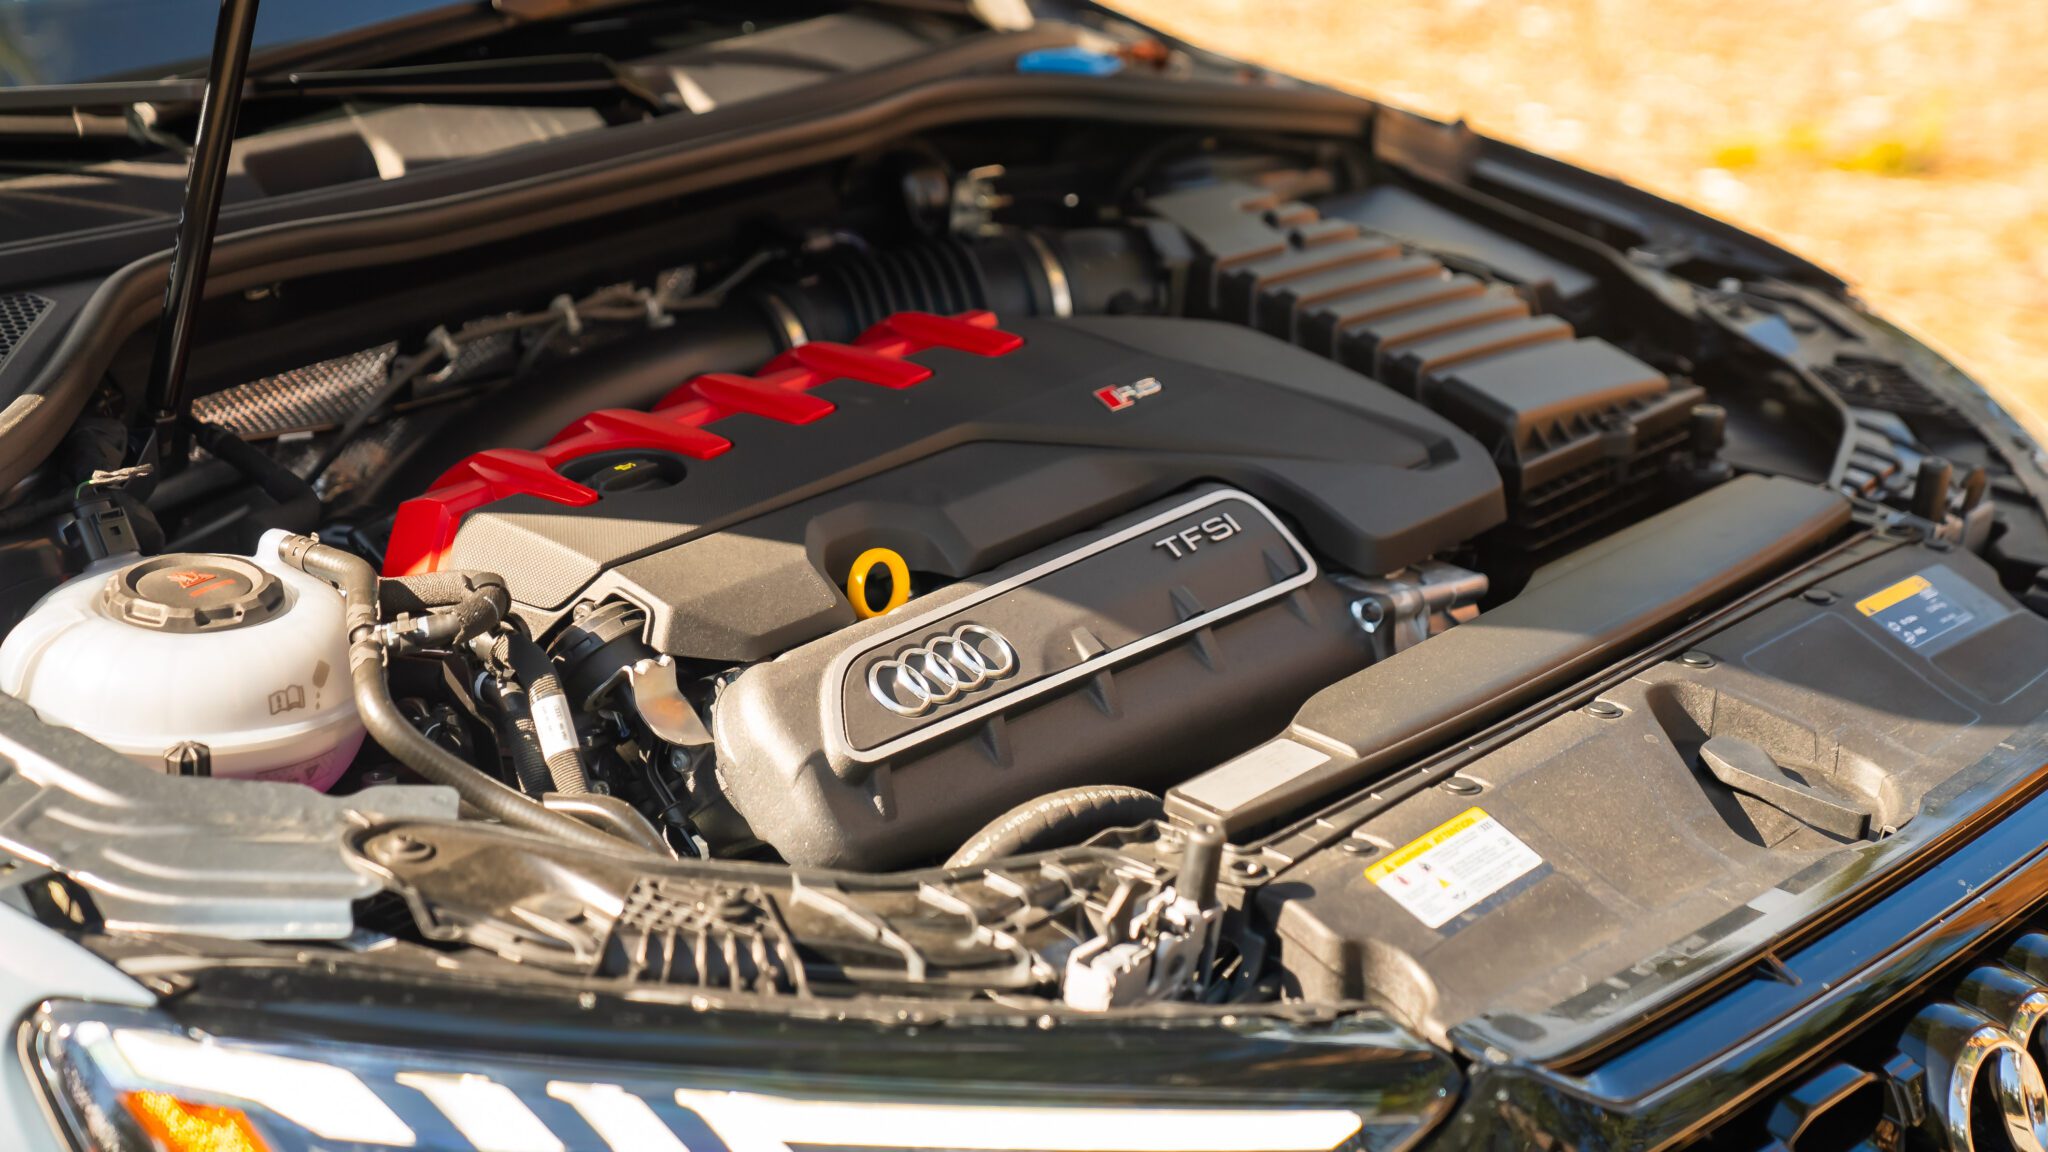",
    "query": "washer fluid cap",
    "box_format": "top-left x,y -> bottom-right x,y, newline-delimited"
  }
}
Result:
103,554 -> 286,632
0,531 -> 366,790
